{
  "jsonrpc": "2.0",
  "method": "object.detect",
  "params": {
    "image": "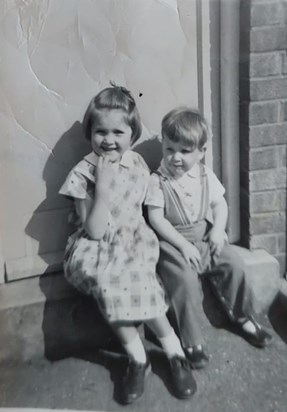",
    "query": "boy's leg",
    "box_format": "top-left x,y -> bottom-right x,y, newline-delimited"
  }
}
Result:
157,240 -> 207,348
206,244 -> 254,322
205,244 -> 272,347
